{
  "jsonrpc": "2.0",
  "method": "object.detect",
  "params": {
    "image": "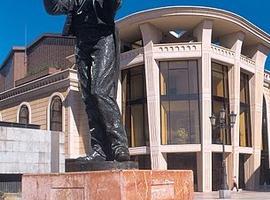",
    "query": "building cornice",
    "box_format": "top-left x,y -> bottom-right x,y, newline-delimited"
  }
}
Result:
117,6 -> 270,48
0,69 -> 78,109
